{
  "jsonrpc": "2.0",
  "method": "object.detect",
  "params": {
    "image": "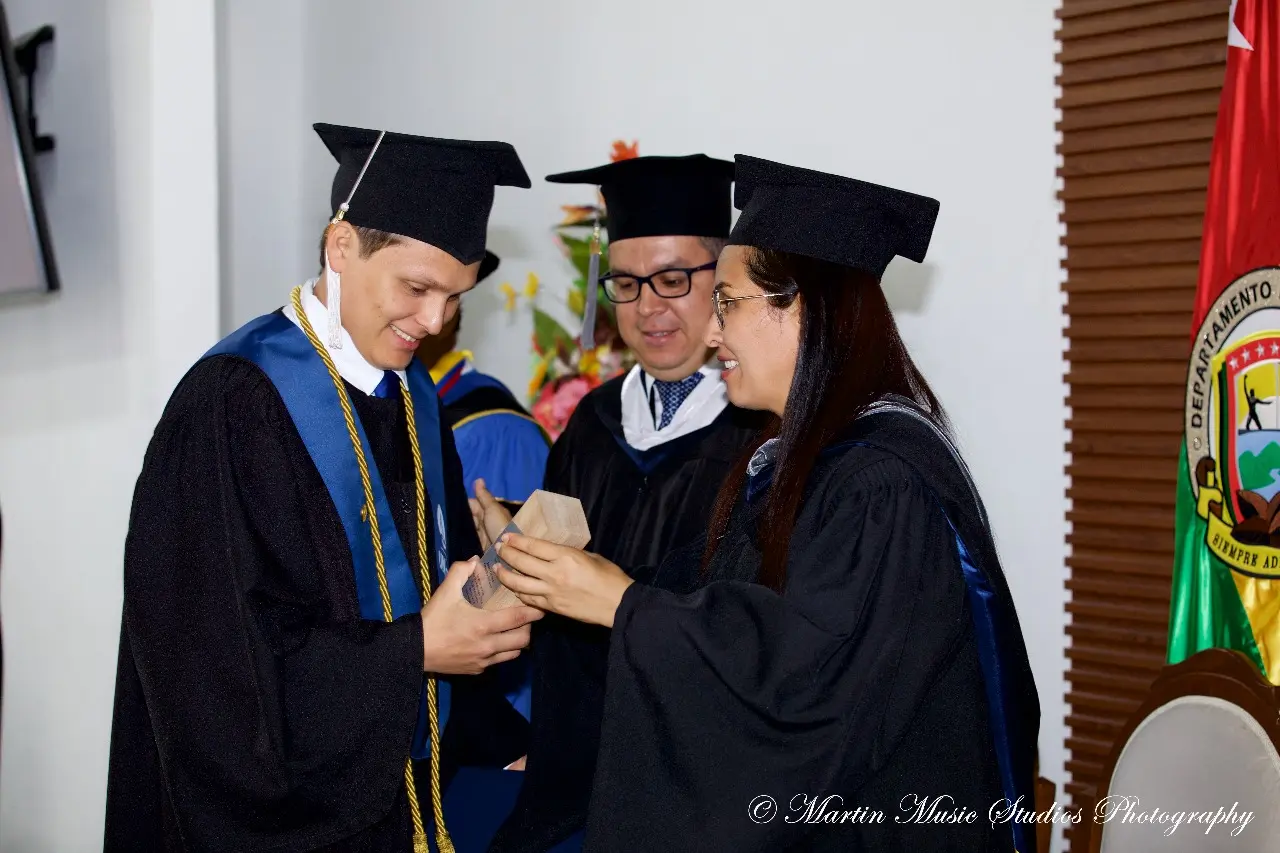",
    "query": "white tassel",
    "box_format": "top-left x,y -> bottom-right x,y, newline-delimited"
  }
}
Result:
325,251 -> 343,349
323,130 -> 384,351
582,218 -> 601,350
